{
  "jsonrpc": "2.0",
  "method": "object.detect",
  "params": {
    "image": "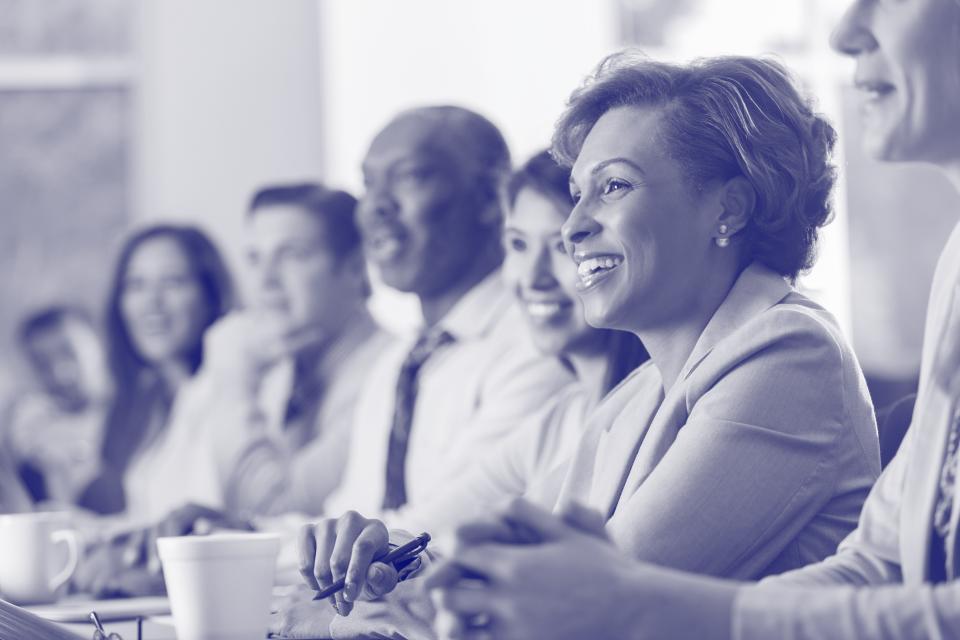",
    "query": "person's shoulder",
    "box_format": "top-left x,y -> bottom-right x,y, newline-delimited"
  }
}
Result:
731,291 -> 849,362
